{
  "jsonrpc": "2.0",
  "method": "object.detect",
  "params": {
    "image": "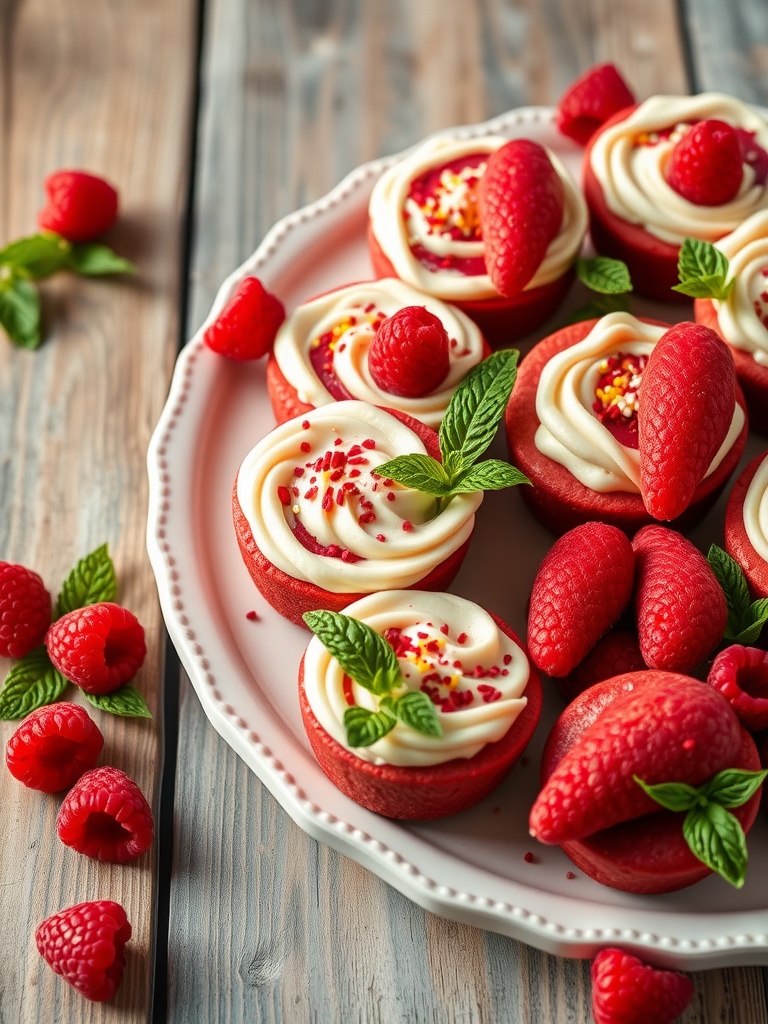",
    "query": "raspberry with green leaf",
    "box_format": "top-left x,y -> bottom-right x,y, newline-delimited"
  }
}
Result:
368,305 -> 450,397
5,701 -> 103,792
0,561 -> 52,659
46,602 -> 146,695
38,170 -> 119,242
